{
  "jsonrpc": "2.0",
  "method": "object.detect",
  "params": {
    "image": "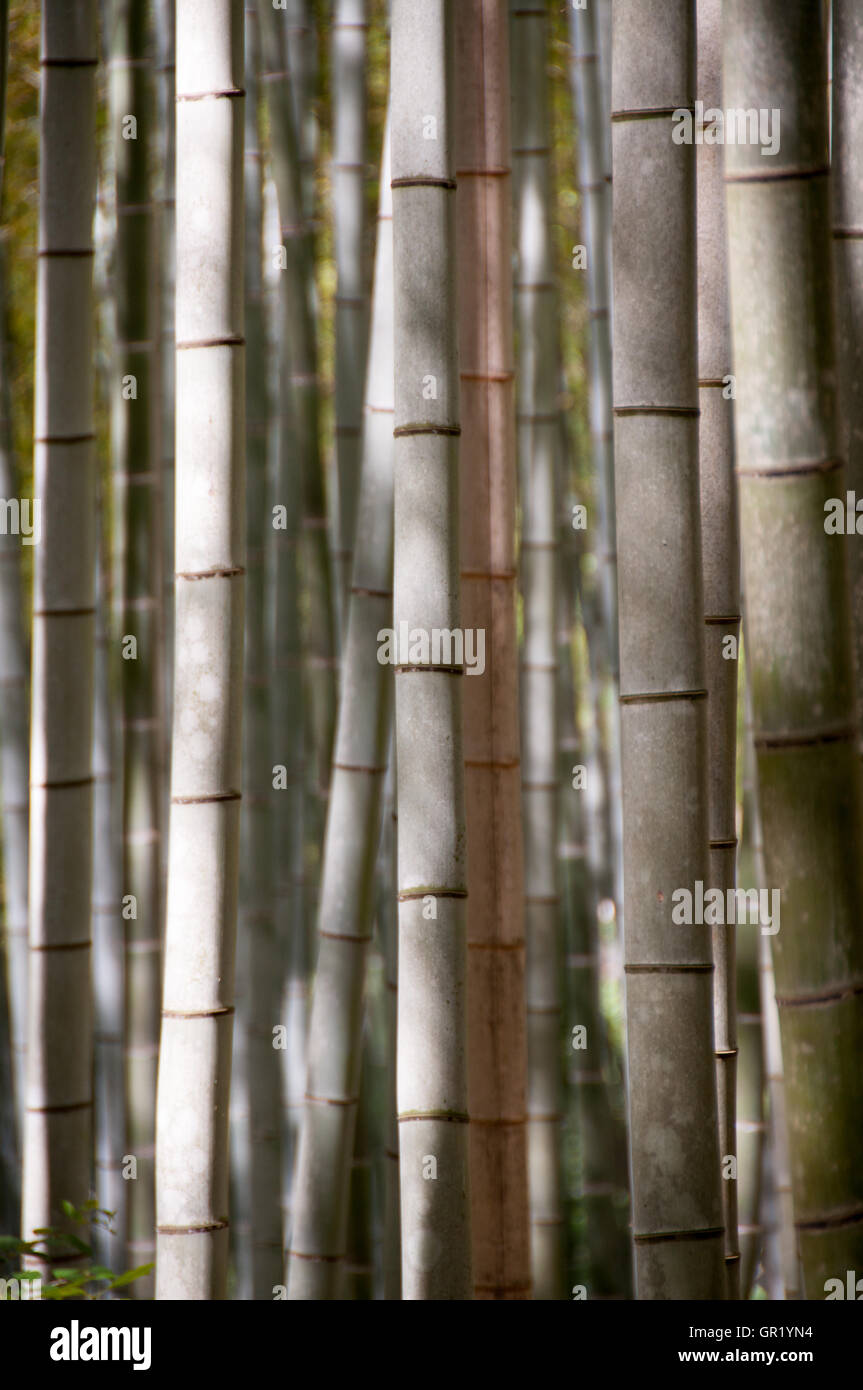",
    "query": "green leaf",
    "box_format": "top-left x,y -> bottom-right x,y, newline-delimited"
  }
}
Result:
108,1262 -> 154,1289
60,1200 -> 77,1220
